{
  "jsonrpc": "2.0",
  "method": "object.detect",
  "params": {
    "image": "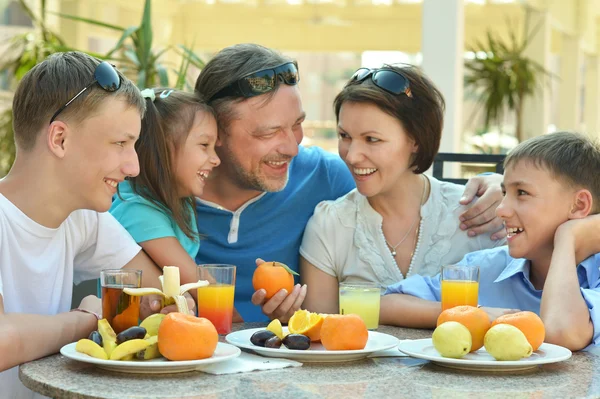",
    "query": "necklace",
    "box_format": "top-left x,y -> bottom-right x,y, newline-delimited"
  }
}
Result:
385,175 -> 428,257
